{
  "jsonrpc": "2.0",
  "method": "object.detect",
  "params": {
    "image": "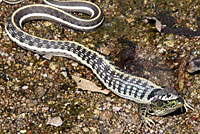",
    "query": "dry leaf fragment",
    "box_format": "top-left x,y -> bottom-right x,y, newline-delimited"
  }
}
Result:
145,17 -> 164,32
187,55 -> 200,73
109,127 -> 125,134
72,75 -> 110,95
